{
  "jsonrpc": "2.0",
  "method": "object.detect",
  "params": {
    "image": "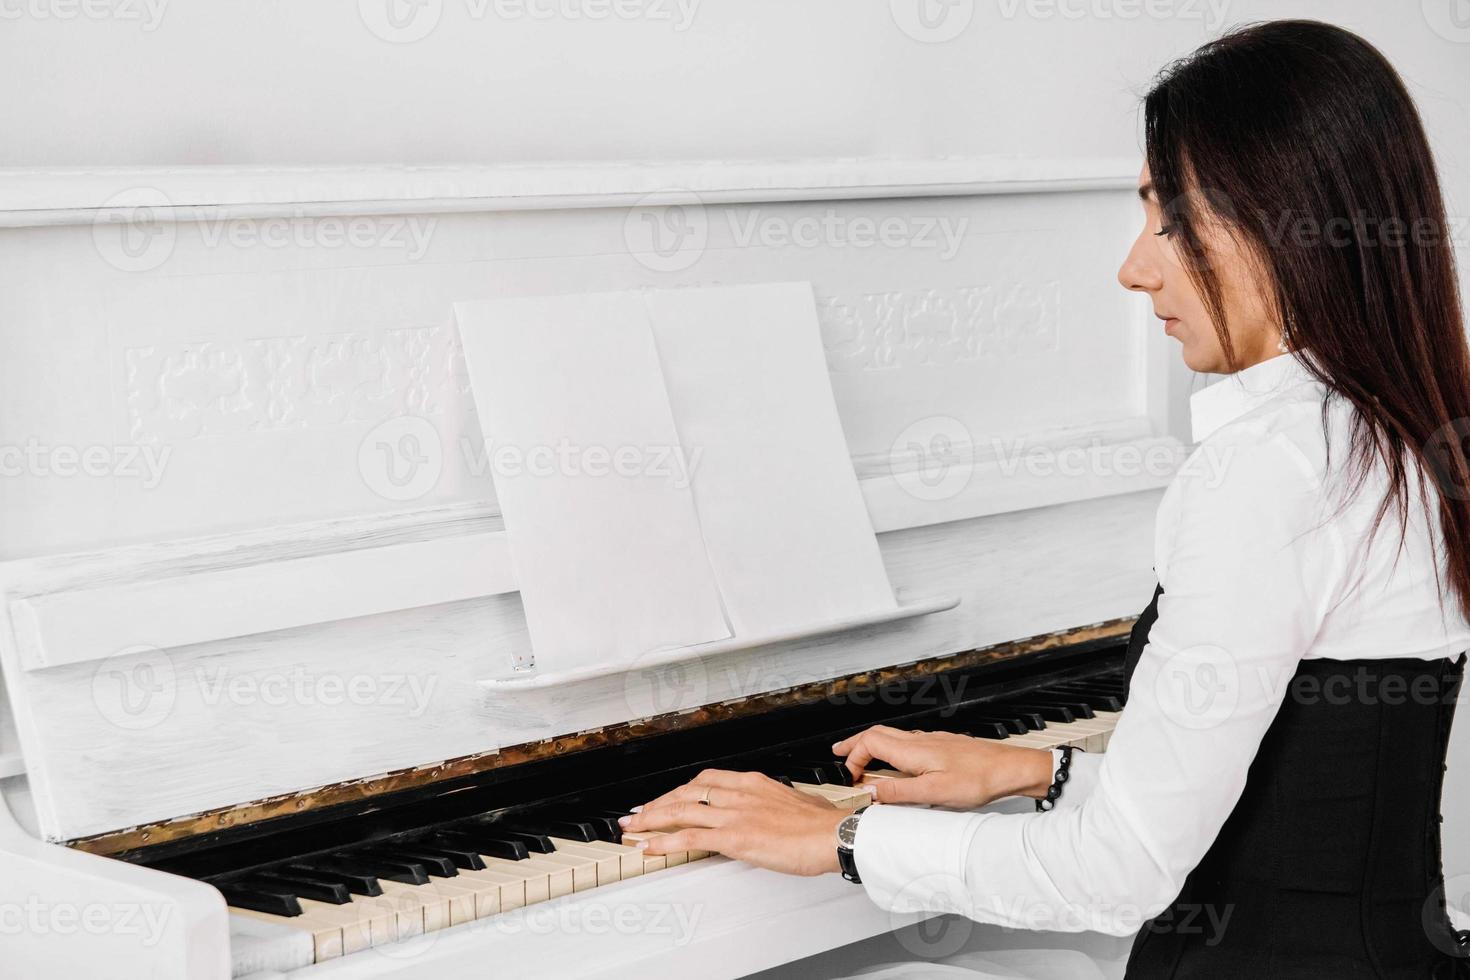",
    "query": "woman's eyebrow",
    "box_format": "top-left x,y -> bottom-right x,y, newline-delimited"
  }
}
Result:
1137,182 -> 1156,202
